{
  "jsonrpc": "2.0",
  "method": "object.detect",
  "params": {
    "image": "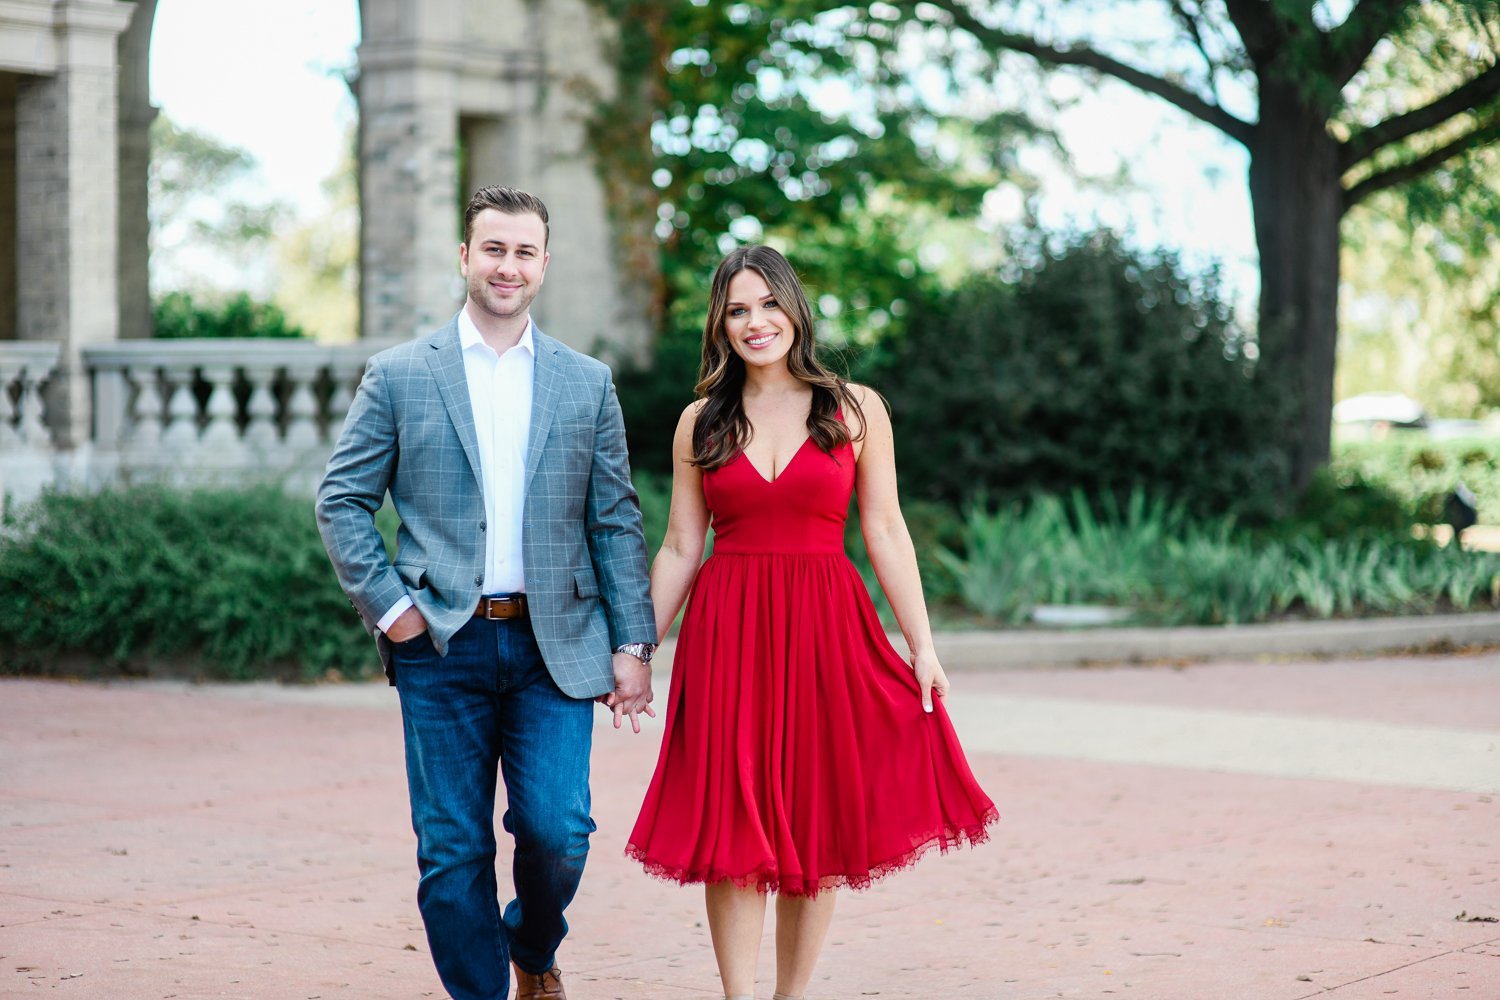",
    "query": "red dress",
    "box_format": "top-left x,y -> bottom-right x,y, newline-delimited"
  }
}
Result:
626,435 -> 998,896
